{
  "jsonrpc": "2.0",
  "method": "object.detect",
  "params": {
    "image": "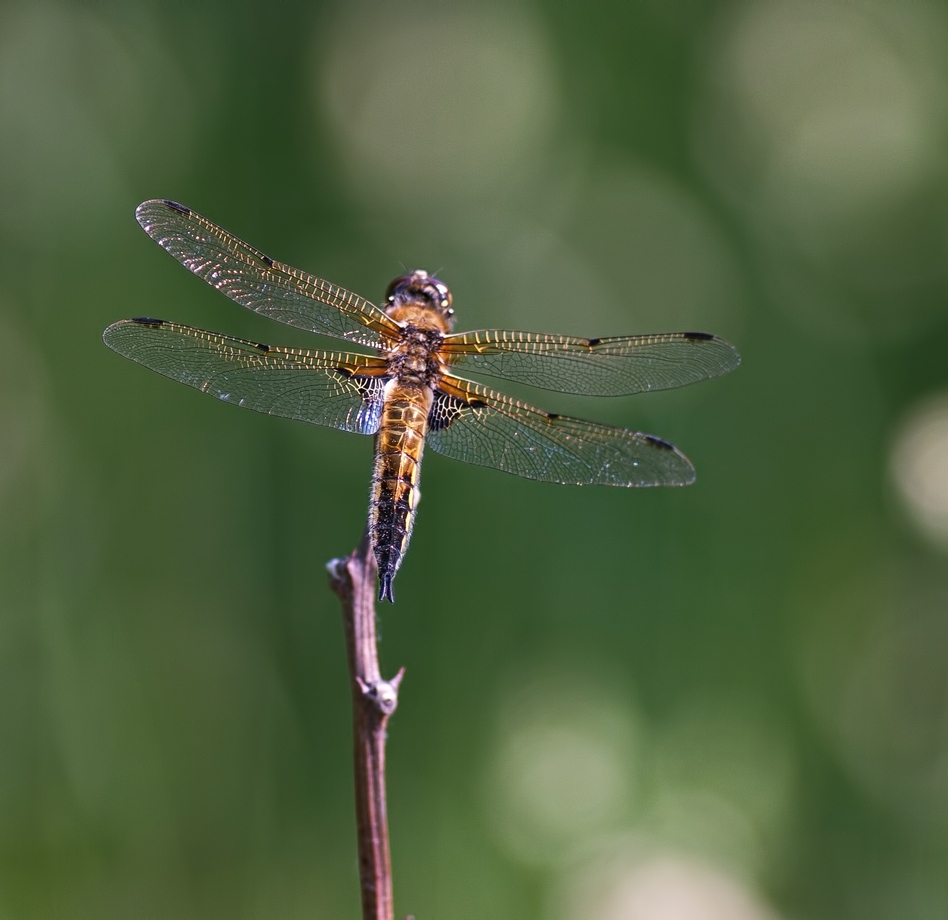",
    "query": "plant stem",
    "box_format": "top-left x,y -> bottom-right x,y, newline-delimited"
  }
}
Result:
328,535 -> 404,920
